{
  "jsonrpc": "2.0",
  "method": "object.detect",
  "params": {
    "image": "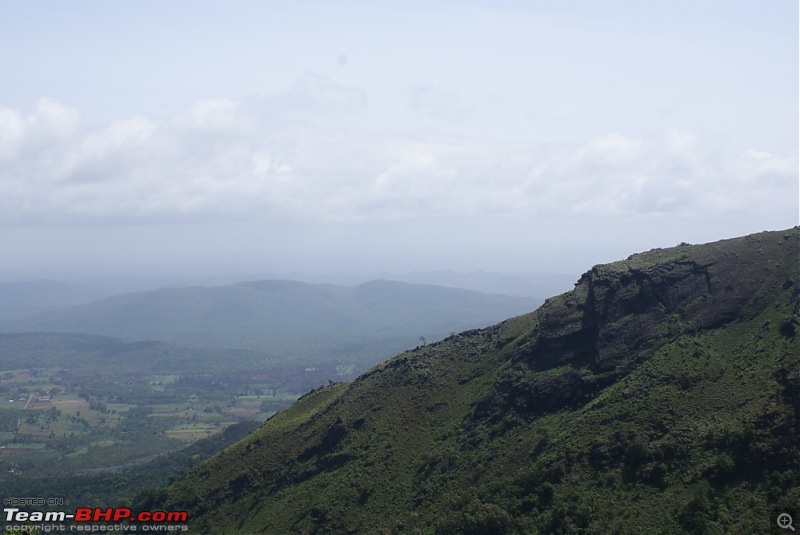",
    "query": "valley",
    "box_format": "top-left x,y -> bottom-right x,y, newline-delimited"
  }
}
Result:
0,280 -> 536,509
0,362 -> 335,506
3,2 -> 794,532
0,230 -> 797,533
156,228 -> 799,534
